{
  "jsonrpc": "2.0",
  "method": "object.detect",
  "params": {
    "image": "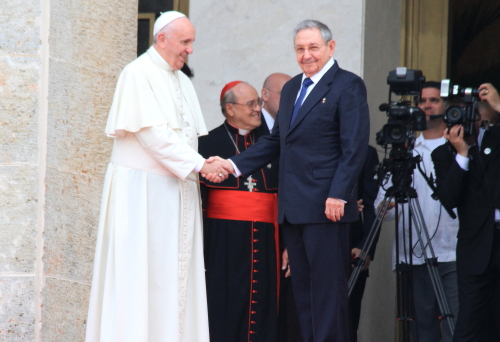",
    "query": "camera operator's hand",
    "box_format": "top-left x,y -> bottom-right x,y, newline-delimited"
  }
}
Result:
444,125 -> 469,157
377,201 -> 395,221
357,199 -> 364,213
479,83 -> 500,112
351,248 -> 371,271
